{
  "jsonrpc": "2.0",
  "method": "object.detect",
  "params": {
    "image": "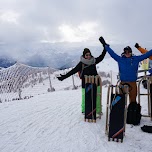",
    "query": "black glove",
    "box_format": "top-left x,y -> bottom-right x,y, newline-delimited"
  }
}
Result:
99,36 -> 108,47
57,74 -> 66,81
135,43 -> 140,48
